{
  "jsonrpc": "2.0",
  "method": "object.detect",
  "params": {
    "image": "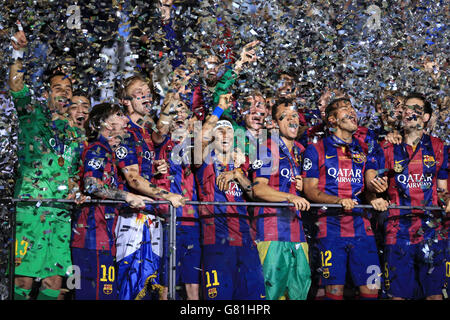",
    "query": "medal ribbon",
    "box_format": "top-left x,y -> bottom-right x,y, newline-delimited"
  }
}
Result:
394,134 -> 424,174
330,134 -> 364,159
271,132 -> 301,177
